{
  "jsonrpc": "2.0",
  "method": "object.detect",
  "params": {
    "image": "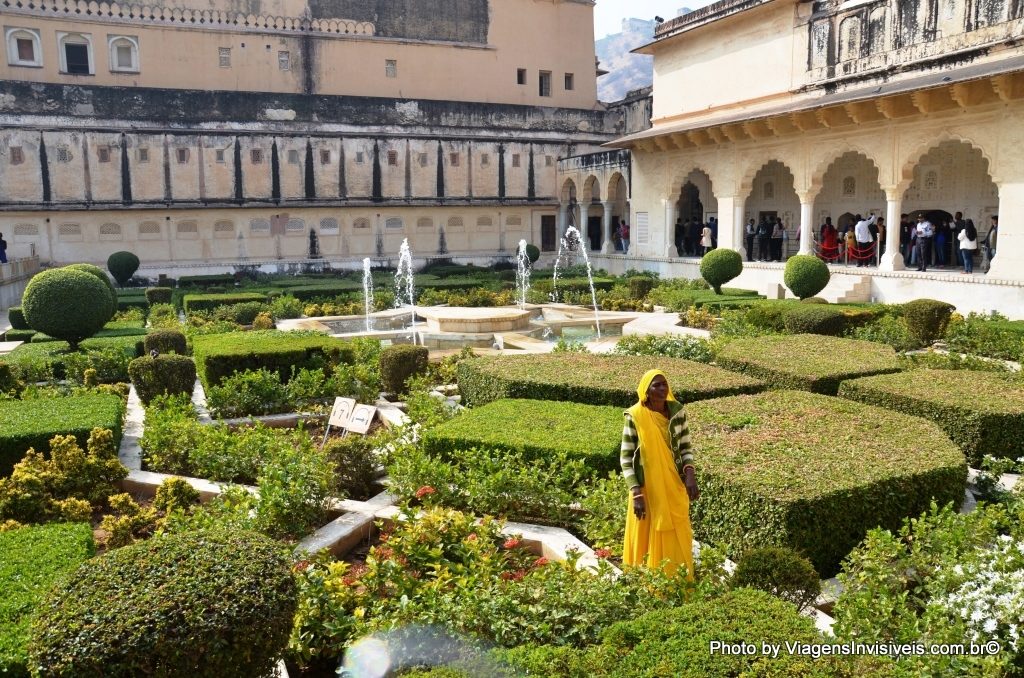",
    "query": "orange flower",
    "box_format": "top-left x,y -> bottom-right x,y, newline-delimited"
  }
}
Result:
466,533 -> 478,542
533,556 -> 550,568
594,548 -> 612,559
415,486 -> 436,499
503,537 -> 522,549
